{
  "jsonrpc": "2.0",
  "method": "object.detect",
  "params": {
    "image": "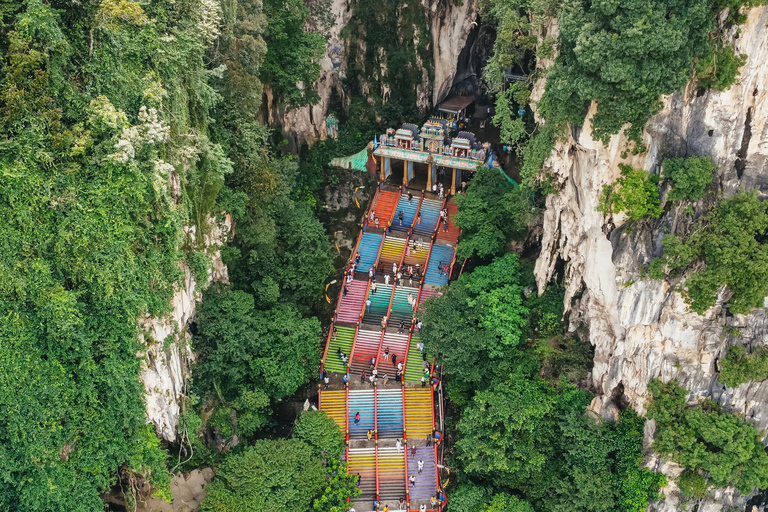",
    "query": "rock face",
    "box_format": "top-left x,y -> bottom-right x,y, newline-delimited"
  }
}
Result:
140,214 -> 233,442
533,6 -> 768,510
273,0 -> 480,150
428,0 -> 480,105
